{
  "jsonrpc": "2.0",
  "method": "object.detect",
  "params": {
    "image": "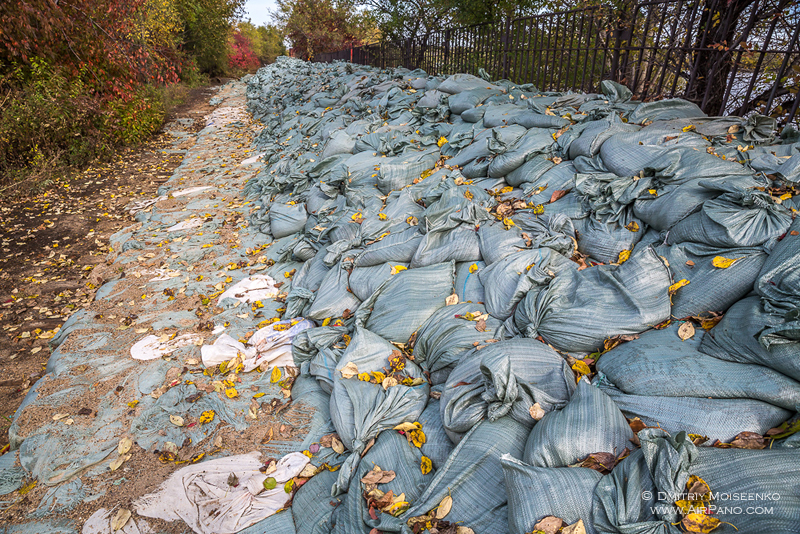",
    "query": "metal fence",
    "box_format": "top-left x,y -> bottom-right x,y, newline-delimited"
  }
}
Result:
315,0 -> 800,125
